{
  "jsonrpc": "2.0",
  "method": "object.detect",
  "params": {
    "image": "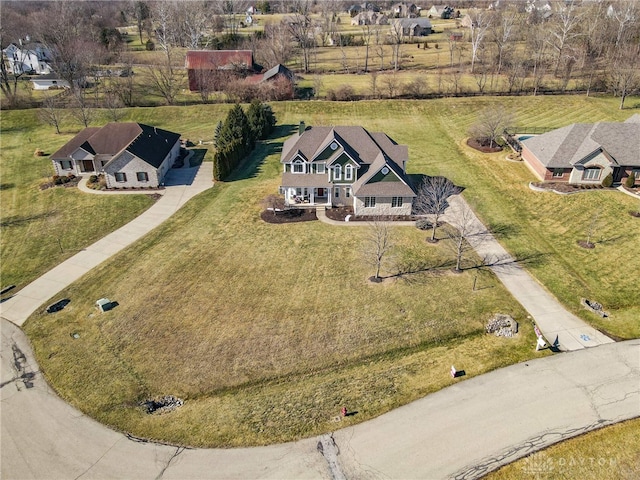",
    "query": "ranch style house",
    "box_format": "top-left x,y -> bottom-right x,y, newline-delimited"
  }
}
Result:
280,123 -> 416,216
50,123 -> 181,189
521,114 -> 640,185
